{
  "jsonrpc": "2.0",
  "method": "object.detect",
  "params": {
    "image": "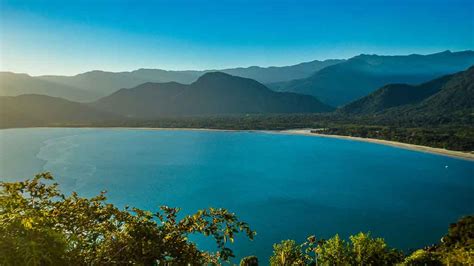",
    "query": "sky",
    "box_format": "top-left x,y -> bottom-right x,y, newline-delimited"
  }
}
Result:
0,0 -> 473,76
